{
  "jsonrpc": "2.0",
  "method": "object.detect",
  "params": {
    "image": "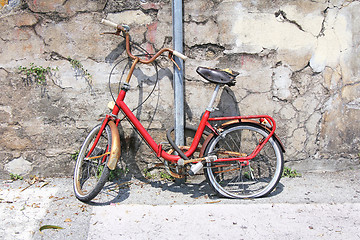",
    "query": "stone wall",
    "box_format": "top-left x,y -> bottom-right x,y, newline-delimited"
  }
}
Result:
0,0 -> 359,178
